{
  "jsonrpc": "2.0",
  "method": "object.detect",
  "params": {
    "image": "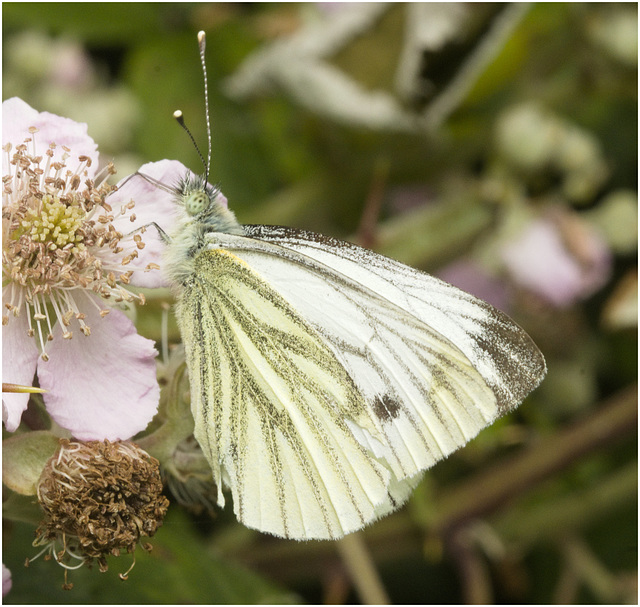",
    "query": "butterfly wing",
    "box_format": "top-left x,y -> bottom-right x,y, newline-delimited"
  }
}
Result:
240,225 -> 547,407
177,248 -> 408,540
179,226 -> 546,540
